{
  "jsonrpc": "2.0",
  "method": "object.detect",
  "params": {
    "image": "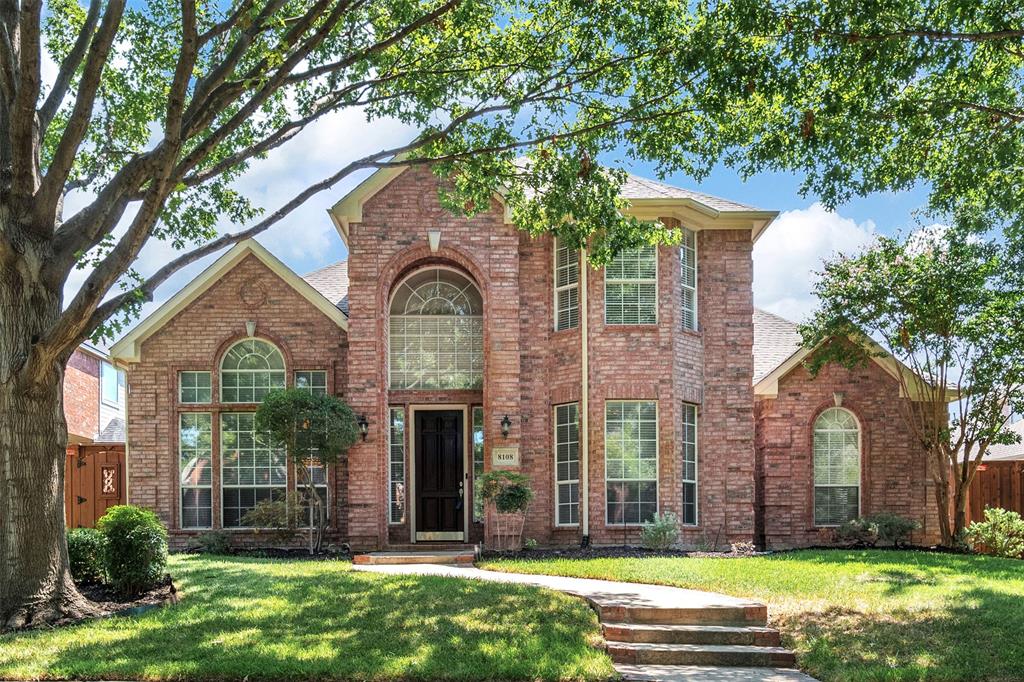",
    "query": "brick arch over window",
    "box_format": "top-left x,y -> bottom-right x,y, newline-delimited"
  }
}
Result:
812,406 -> 862,527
